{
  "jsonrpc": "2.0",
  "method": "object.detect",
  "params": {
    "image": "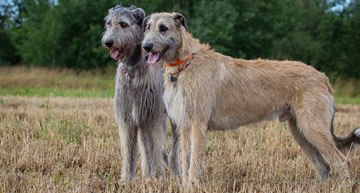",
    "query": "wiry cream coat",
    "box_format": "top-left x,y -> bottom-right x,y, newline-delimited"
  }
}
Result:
142,12 -> 360,187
